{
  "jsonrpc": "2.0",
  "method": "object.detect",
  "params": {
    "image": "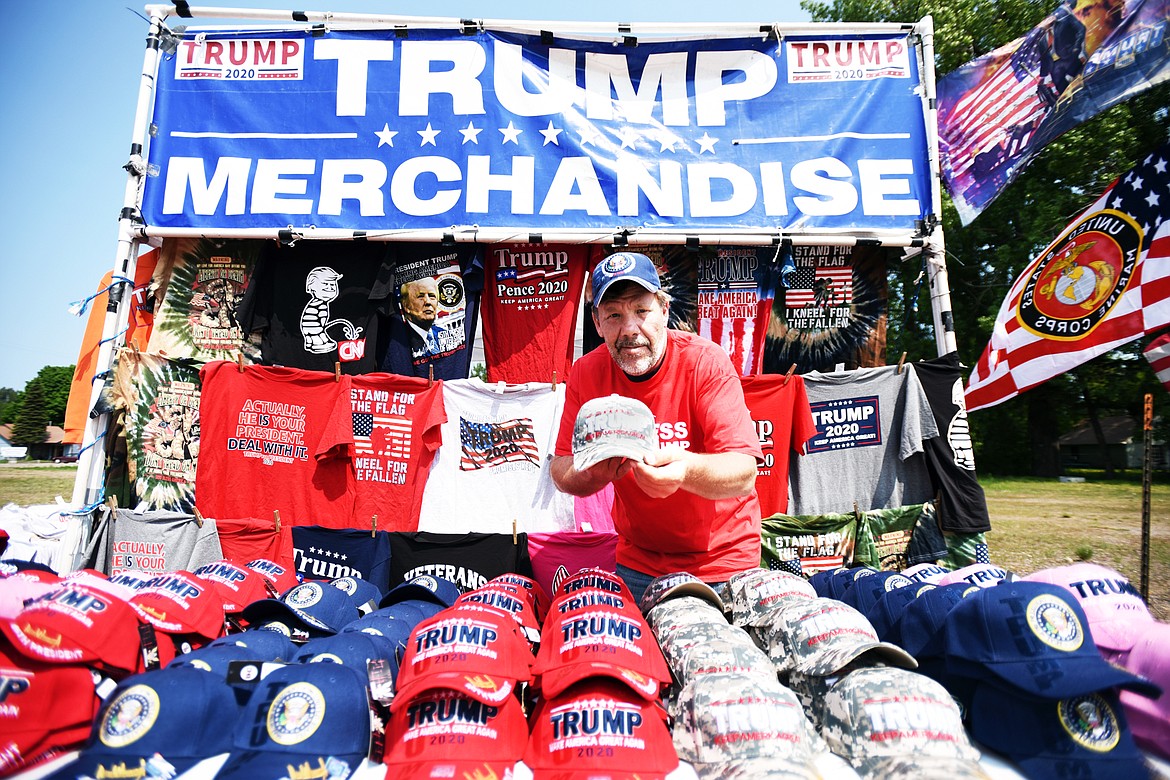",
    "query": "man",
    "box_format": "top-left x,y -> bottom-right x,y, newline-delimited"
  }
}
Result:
399,277 -> 445,356
551,252 -> 763,602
